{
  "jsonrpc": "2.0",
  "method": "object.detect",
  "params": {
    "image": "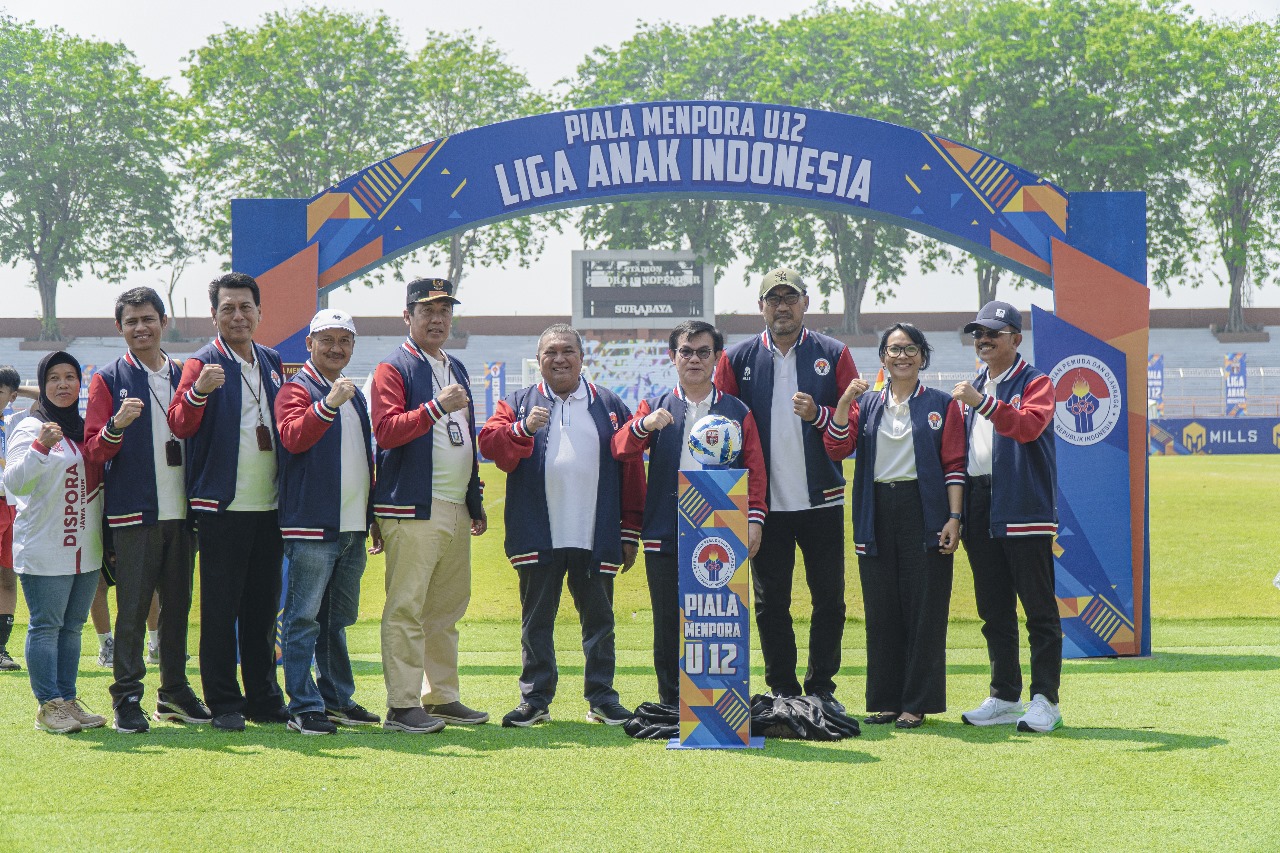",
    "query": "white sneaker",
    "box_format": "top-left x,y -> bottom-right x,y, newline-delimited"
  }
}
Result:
97,636 -> 114,667
961,696 -> 1025,726
1017,694 -> 1062,733
146,642 -> 160,666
